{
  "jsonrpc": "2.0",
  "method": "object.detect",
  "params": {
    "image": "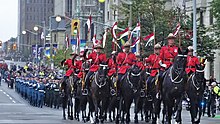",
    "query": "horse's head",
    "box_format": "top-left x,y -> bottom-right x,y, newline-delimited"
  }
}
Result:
127,65 -> 142,92
195,63 -> 205,83
173,47 -> 188,74
97,61 -> 109,83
